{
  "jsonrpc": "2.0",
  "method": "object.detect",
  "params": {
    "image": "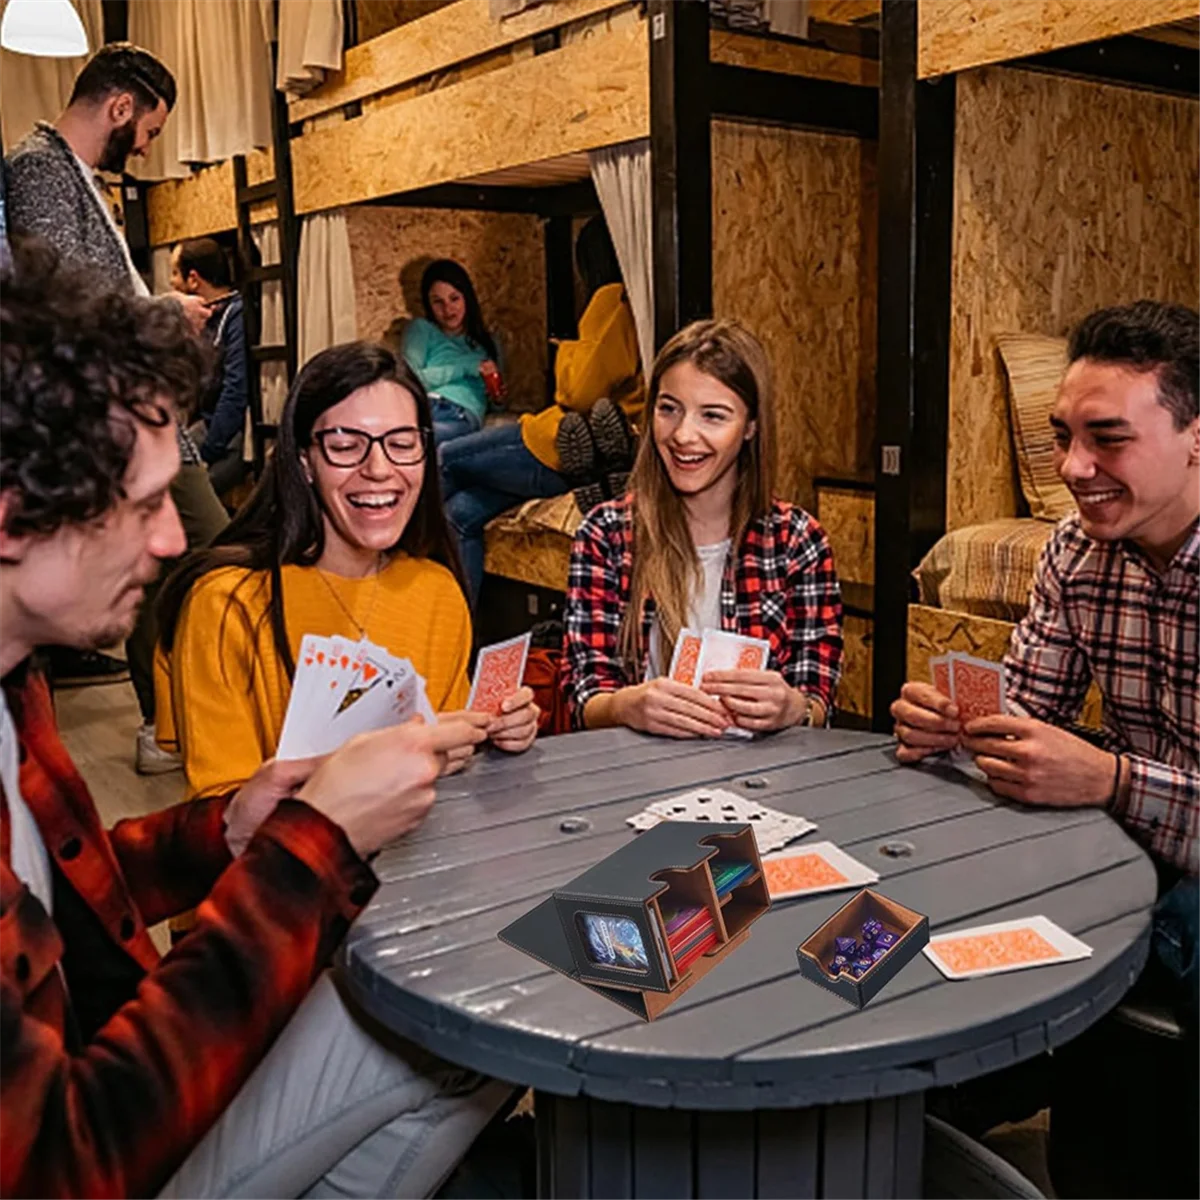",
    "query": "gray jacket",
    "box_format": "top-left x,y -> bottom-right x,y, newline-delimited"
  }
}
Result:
5,122 -> 203,464
4,121 -> 133,291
